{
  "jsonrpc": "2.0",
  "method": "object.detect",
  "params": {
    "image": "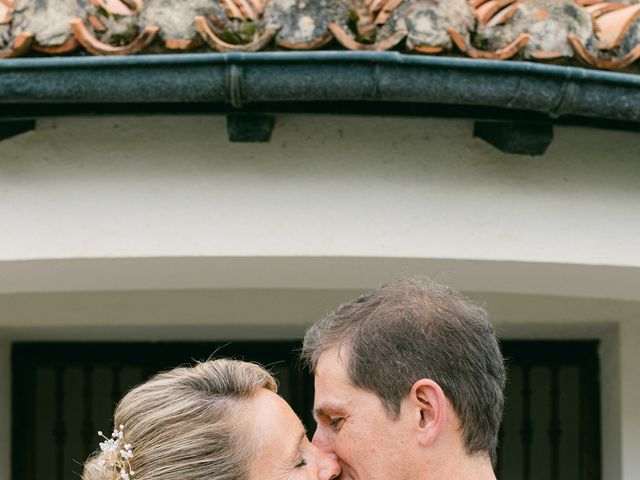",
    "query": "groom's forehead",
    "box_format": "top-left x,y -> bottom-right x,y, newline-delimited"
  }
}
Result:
315,346 -> 351,376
